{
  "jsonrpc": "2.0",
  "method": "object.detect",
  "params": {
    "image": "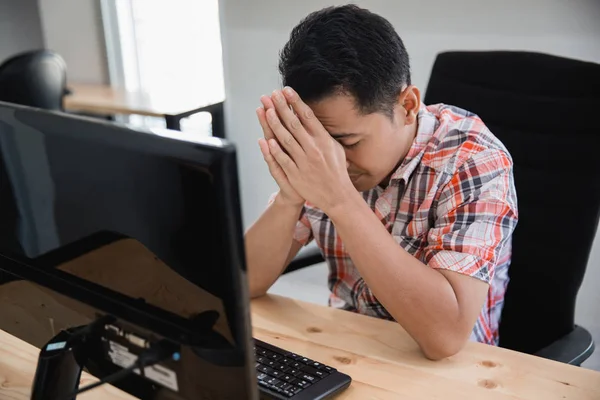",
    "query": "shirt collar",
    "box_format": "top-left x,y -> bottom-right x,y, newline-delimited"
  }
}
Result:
388,103 -> 438,184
